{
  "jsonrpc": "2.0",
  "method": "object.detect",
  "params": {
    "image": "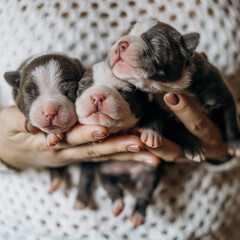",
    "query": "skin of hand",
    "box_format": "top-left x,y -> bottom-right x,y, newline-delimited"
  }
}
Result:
0,92 -> 230,170
0,106 -> 160,169
146,92 -> 229,162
